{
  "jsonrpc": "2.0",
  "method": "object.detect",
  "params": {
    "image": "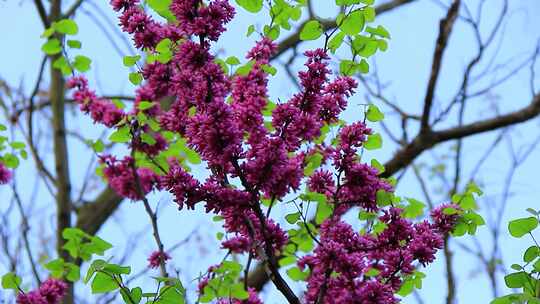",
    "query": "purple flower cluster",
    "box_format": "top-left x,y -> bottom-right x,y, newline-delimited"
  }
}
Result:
101,155 -> 157,200
231,38 -> 276,144
147,250 -> 171,269
112,0 -> 182,49
170,0 -> 235,41
298,206 -> 460,303
16,278 -> 67,304
0,163 -> 11,184
67,76 -> 125,128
